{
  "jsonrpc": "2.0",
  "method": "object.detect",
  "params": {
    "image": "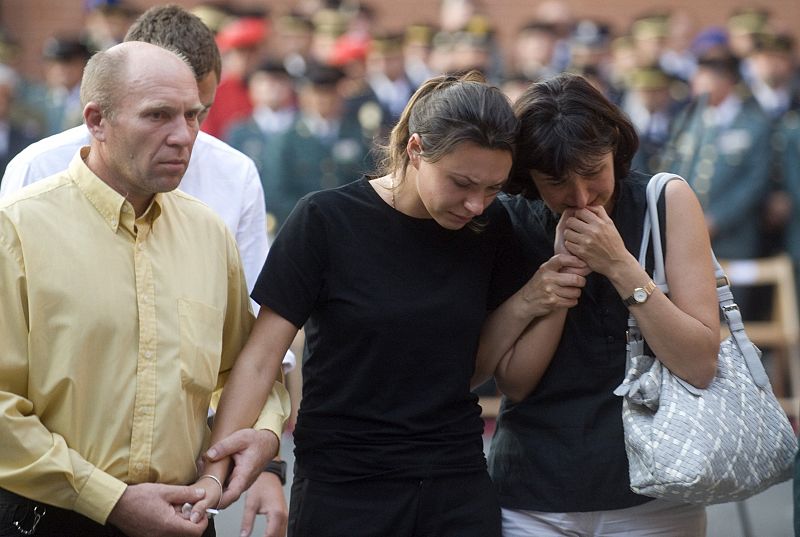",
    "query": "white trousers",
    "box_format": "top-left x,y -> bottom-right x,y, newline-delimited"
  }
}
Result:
502,499 -> 706,537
